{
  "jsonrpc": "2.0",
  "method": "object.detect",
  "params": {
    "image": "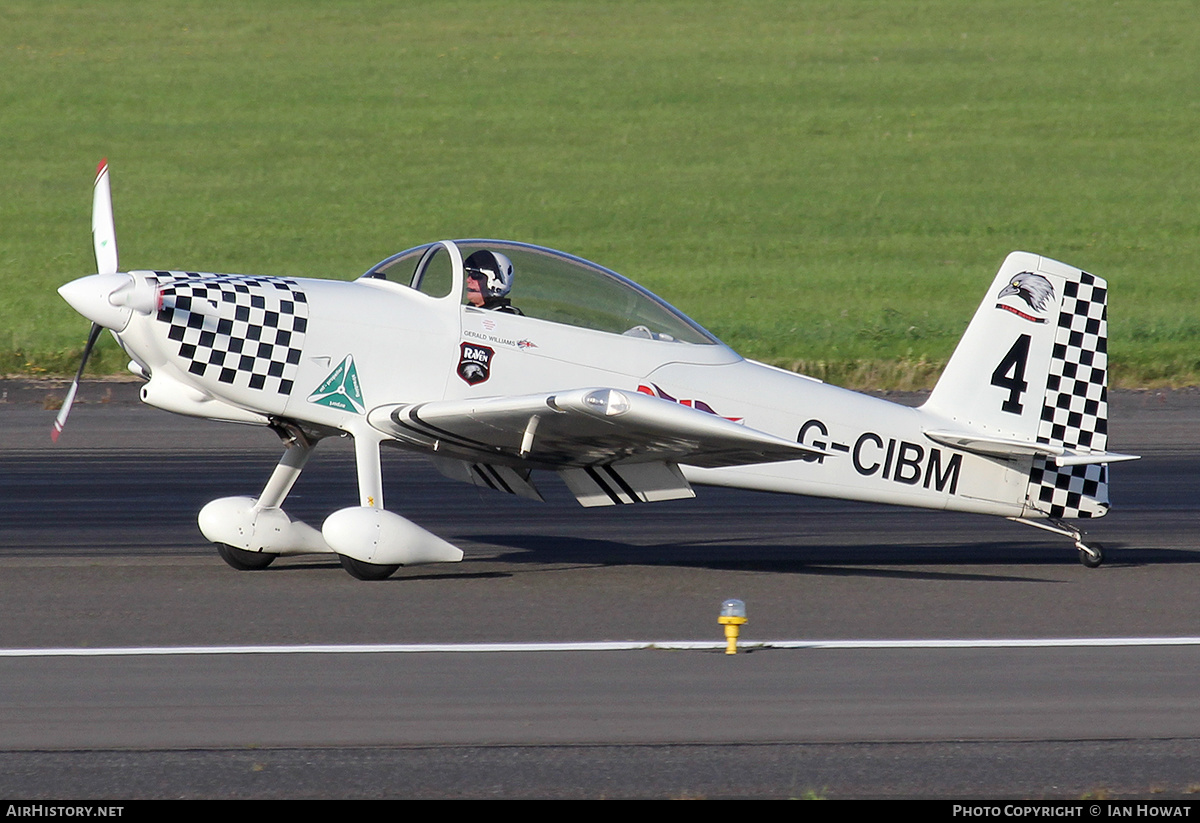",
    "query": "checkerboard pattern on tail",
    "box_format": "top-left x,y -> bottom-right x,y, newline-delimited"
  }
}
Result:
153,271 -> 309,395
1028,272 -> 1109,519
